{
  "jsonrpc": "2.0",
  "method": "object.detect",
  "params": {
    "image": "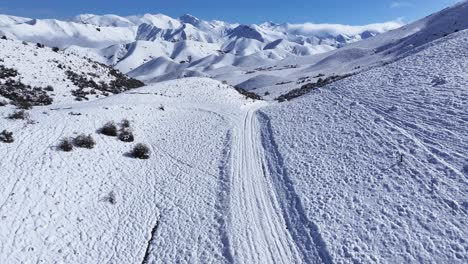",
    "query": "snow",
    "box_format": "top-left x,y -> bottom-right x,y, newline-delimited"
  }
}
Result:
0,77 -> 261,263
0,19 -> 137,49
260,29 -> 468,263
0,1 -> 467,263
0,14 -> 31,27
0,38 -> 135,105
0,11 -> 401,82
